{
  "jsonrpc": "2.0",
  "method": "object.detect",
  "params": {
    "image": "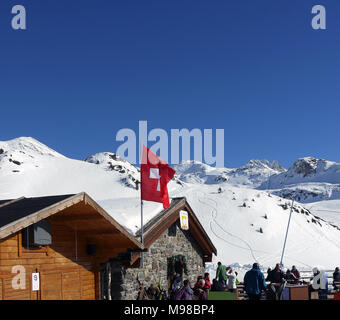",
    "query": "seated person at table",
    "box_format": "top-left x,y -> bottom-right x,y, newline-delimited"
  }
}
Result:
285,269 -> 299,284
291,266 -> 301,283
